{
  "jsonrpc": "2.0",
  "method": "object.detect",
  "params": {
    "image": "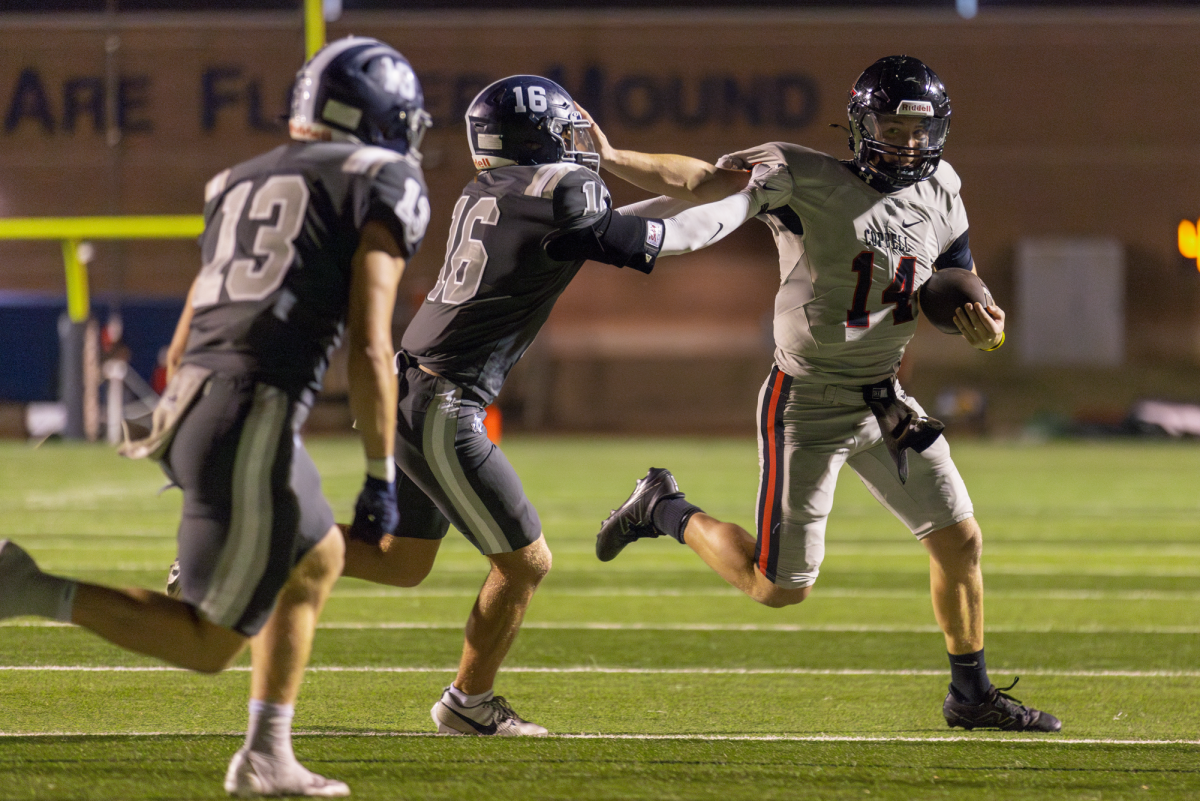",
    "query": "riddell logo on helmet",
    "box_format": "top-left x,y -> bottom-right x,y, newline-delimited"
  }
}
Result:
897,100 -> 934,116
474,156 -> 495,169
